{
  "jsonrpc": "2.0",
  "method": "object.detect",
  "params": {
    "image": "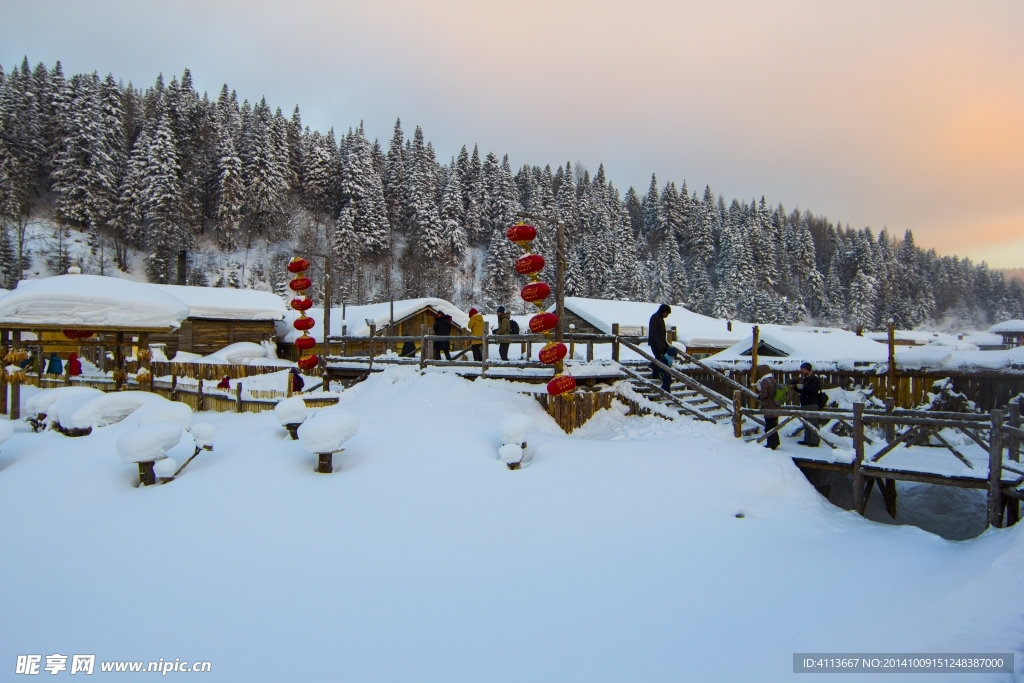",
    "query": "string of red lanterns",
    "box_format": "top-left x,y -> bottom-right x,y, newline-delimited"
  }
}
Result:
505,222 -> 576,399
288,257 -> 320,371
